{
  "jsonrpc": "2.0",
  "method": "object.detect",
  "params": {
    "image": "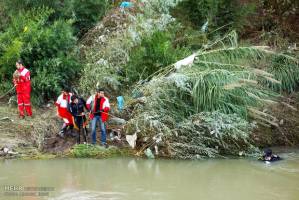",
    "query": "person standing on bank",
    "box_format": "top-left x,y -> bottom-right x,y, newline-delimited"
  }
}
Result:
86,88 -> 110,146
68,95 -> 88,144
13,59 -> 32,118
